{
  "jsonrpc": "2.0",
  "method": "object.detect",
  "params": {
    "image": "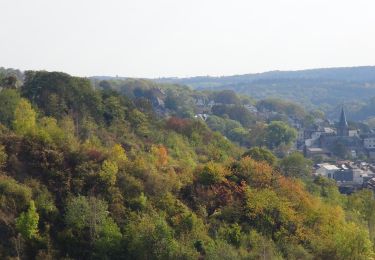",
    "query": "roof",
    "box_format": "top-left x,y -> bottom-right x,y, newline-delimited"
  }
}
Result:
323,127 -> 335,133
341,164 -> 349,170
318,163 -> 340,171
307,148 -> 324,152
